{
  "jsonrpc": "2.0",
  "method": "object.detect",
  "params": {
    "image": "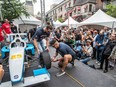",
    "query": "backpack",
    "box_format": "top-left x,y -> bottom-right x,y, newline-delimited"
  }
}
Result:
103,44 -> 111,55
103,40 -> 116,56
